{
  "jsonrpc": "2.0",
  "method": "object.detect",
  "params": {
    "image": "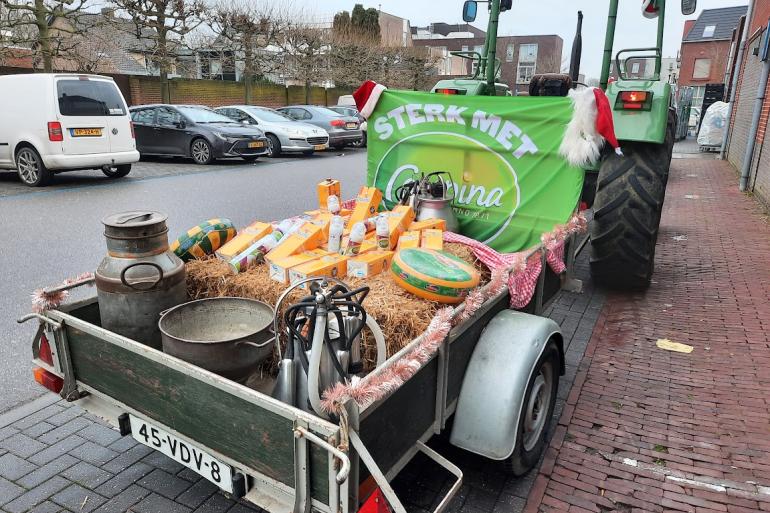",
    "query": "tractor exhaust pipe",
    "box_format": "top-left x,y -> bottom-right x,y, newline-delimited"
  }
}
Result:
569,11 -> 583,84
